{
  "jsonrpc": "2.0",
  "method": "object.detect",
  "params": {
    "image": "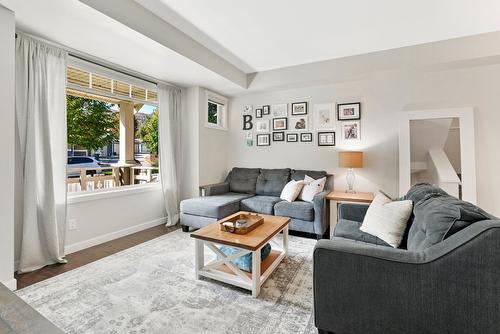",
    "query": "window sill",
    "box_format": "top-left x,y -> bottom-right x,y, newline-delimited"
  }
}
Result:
204,123 -> 228,131
67,183 -> 162,204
